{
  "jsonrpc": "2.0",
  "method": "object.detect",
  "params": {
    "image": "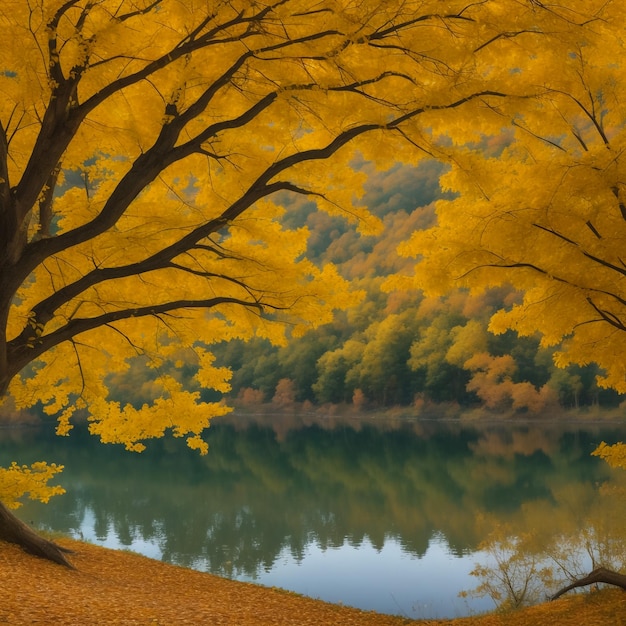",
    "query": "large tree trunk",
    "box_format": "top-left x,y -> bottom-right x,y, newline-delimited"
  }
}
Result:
551,567 -> 626,600
0,500 -> 74,567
